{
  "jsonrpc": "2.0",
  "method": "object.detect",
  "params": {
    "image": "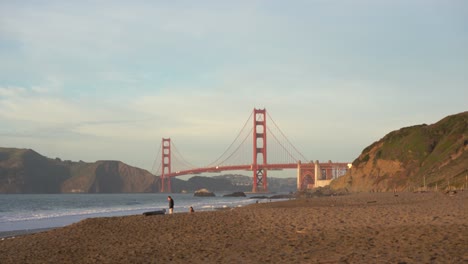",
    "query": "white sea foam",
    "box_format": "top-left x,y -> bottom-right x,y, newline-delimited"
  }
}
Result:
0,193 -> 260,232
